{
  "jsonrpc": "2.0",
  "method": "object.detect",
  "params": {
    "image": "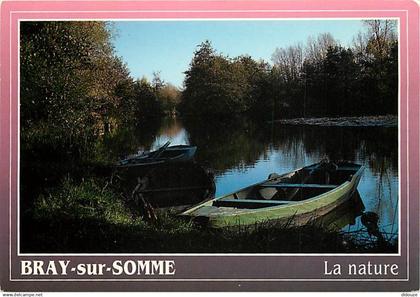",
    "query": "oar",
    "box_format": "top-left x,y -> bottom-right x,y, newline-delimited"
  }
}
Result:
151,141 -> 171,159
261,161 -> 329,201
285,162 -> 323,201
